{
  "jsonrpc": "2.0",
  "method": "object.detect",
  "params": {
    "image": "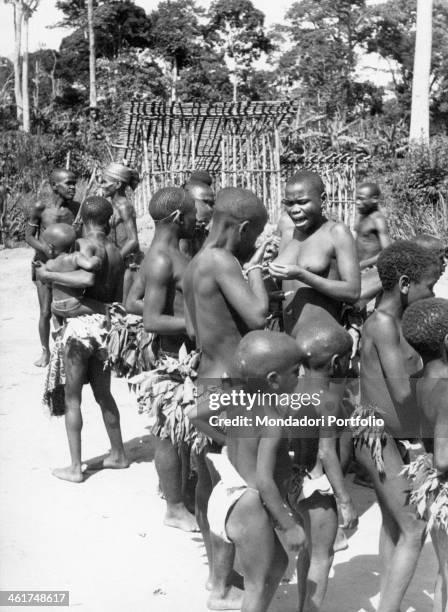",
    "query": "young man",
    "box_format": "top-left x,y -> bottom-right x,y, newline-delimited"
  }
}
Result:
402,298 -> 448,612
100,162 -> 142,303
184,186 -> 269,610
36,196 -> 128,483
354,240 -> 441,612
180,179 -> 215,257
353,182 -> 391,310
291,322 -> 358,612
25,169 -> 79,367
206,330 -> 306,612
269,171 -> 360,335
128,187 -> 199,532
